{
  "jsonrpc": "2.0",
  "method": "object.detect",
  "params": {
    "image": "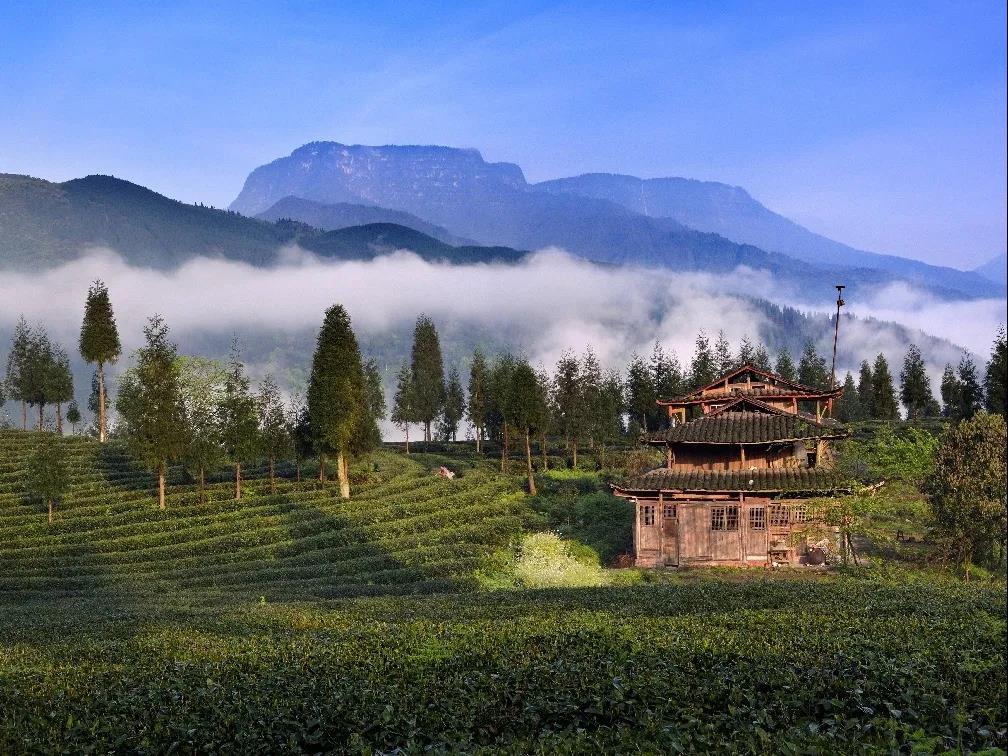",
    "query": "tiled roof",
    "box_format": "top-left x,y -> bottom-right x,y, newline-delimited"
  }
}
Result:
616,467 -> 848,493
645,410 -> 848,445
657,364 -> 840,404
